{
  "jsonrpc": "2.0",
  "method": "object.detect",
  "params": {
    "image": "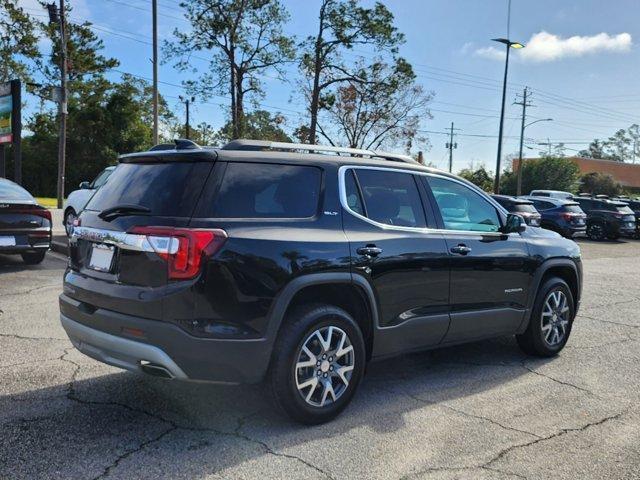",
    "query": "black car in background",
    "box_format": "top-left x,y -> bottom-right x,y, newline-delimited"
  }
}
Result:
521,196 -> 587,238
59,139 -> 583,424
491,195 -> 541,226
0,178 -> 52,264
612,197 -> 640,238
574,197 -> 636,241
